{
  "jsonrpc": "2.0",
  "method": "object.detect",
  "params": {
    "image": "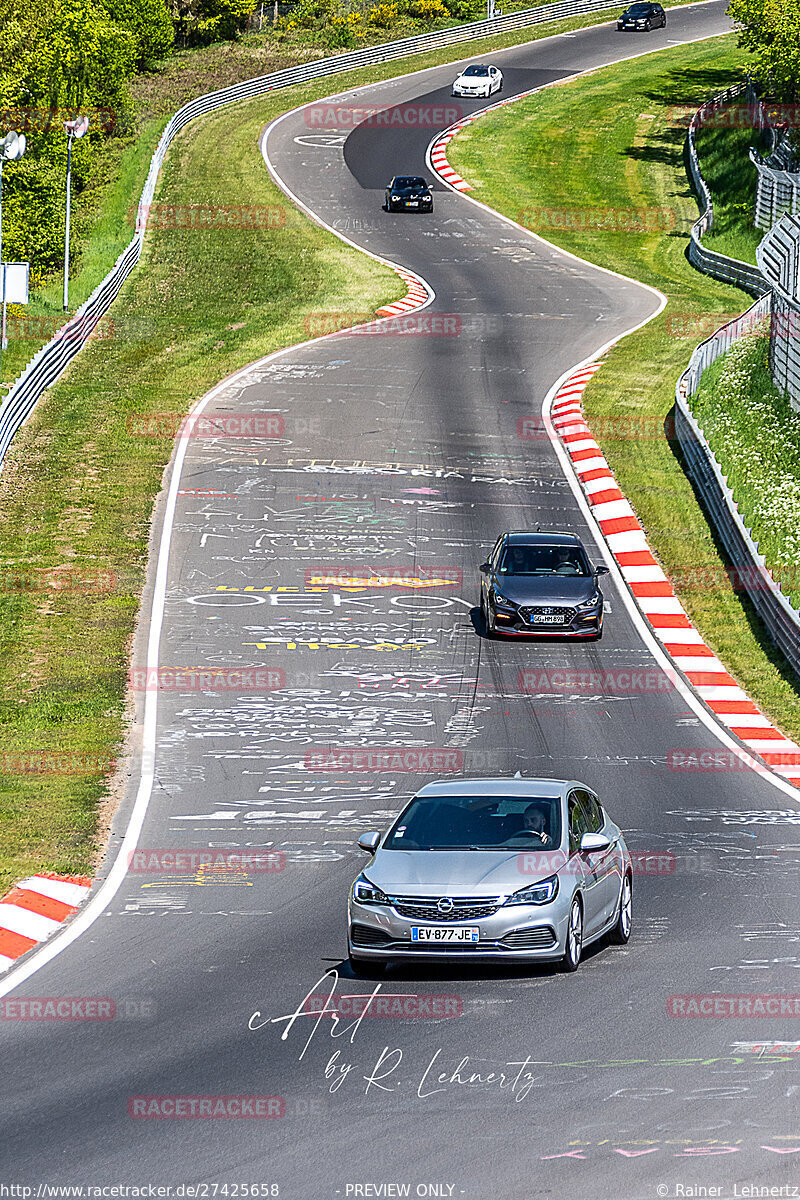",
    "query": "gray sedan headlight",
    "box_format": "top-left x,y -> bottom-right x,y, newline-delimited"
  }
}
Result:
577,591 -> 601,609
353,874 -> 389,905
503,875 -> 559,905
493,589 -> 515,608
